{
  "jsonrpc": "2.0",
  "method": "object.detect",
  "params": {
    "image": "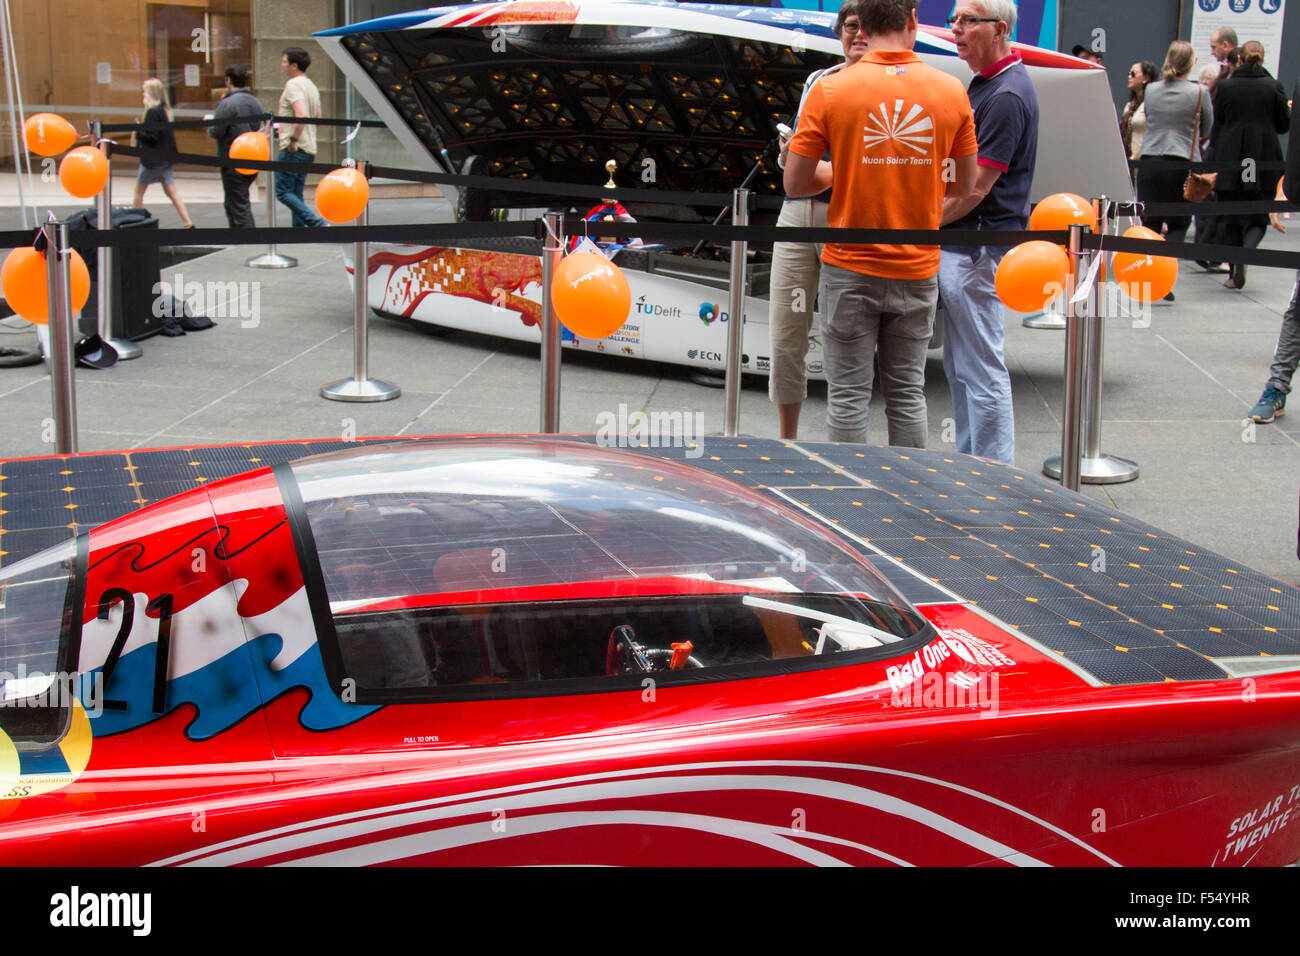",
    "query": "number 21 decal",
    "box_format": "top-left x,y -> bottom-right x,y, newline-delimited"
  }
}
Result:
95,588 -> 174,714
